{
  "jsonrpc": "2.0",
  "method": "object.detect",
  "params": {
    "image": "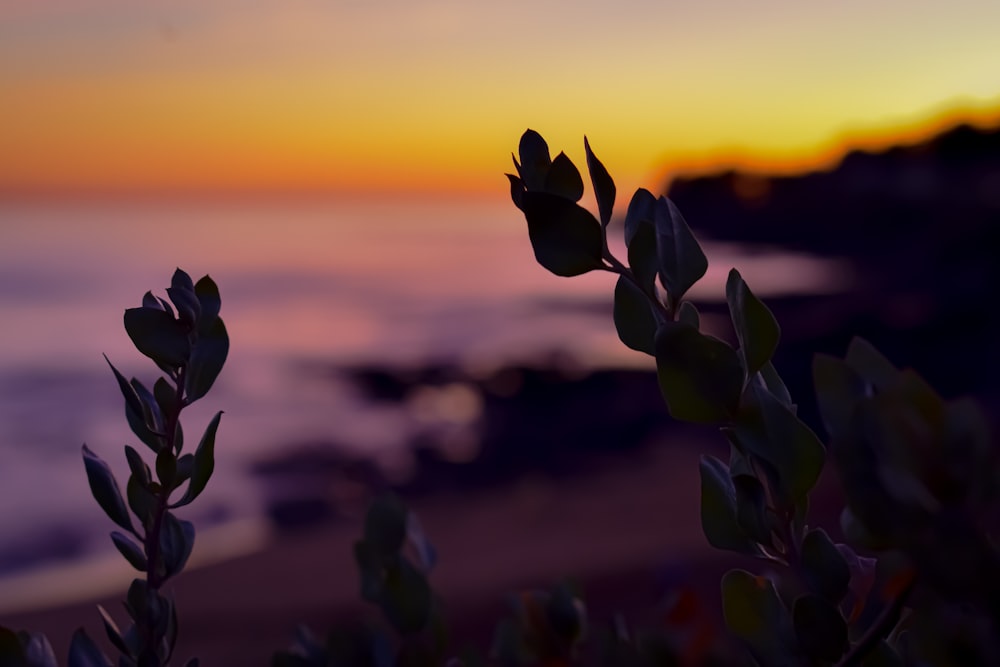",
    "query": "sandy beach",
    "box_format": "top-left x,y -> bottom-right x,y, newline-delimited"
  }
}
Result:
1,437 -> 751,665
